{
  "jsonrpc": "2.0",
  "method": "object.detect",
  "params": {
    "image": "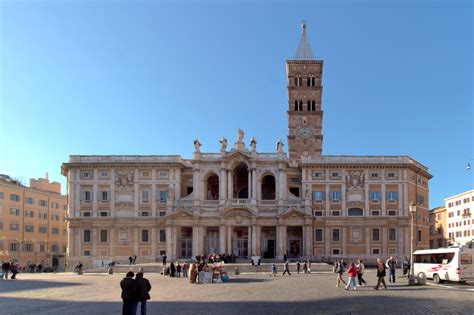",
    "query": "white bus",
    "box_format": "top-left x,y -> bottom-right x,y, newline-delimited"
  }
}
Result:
413,246 -> 474,283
